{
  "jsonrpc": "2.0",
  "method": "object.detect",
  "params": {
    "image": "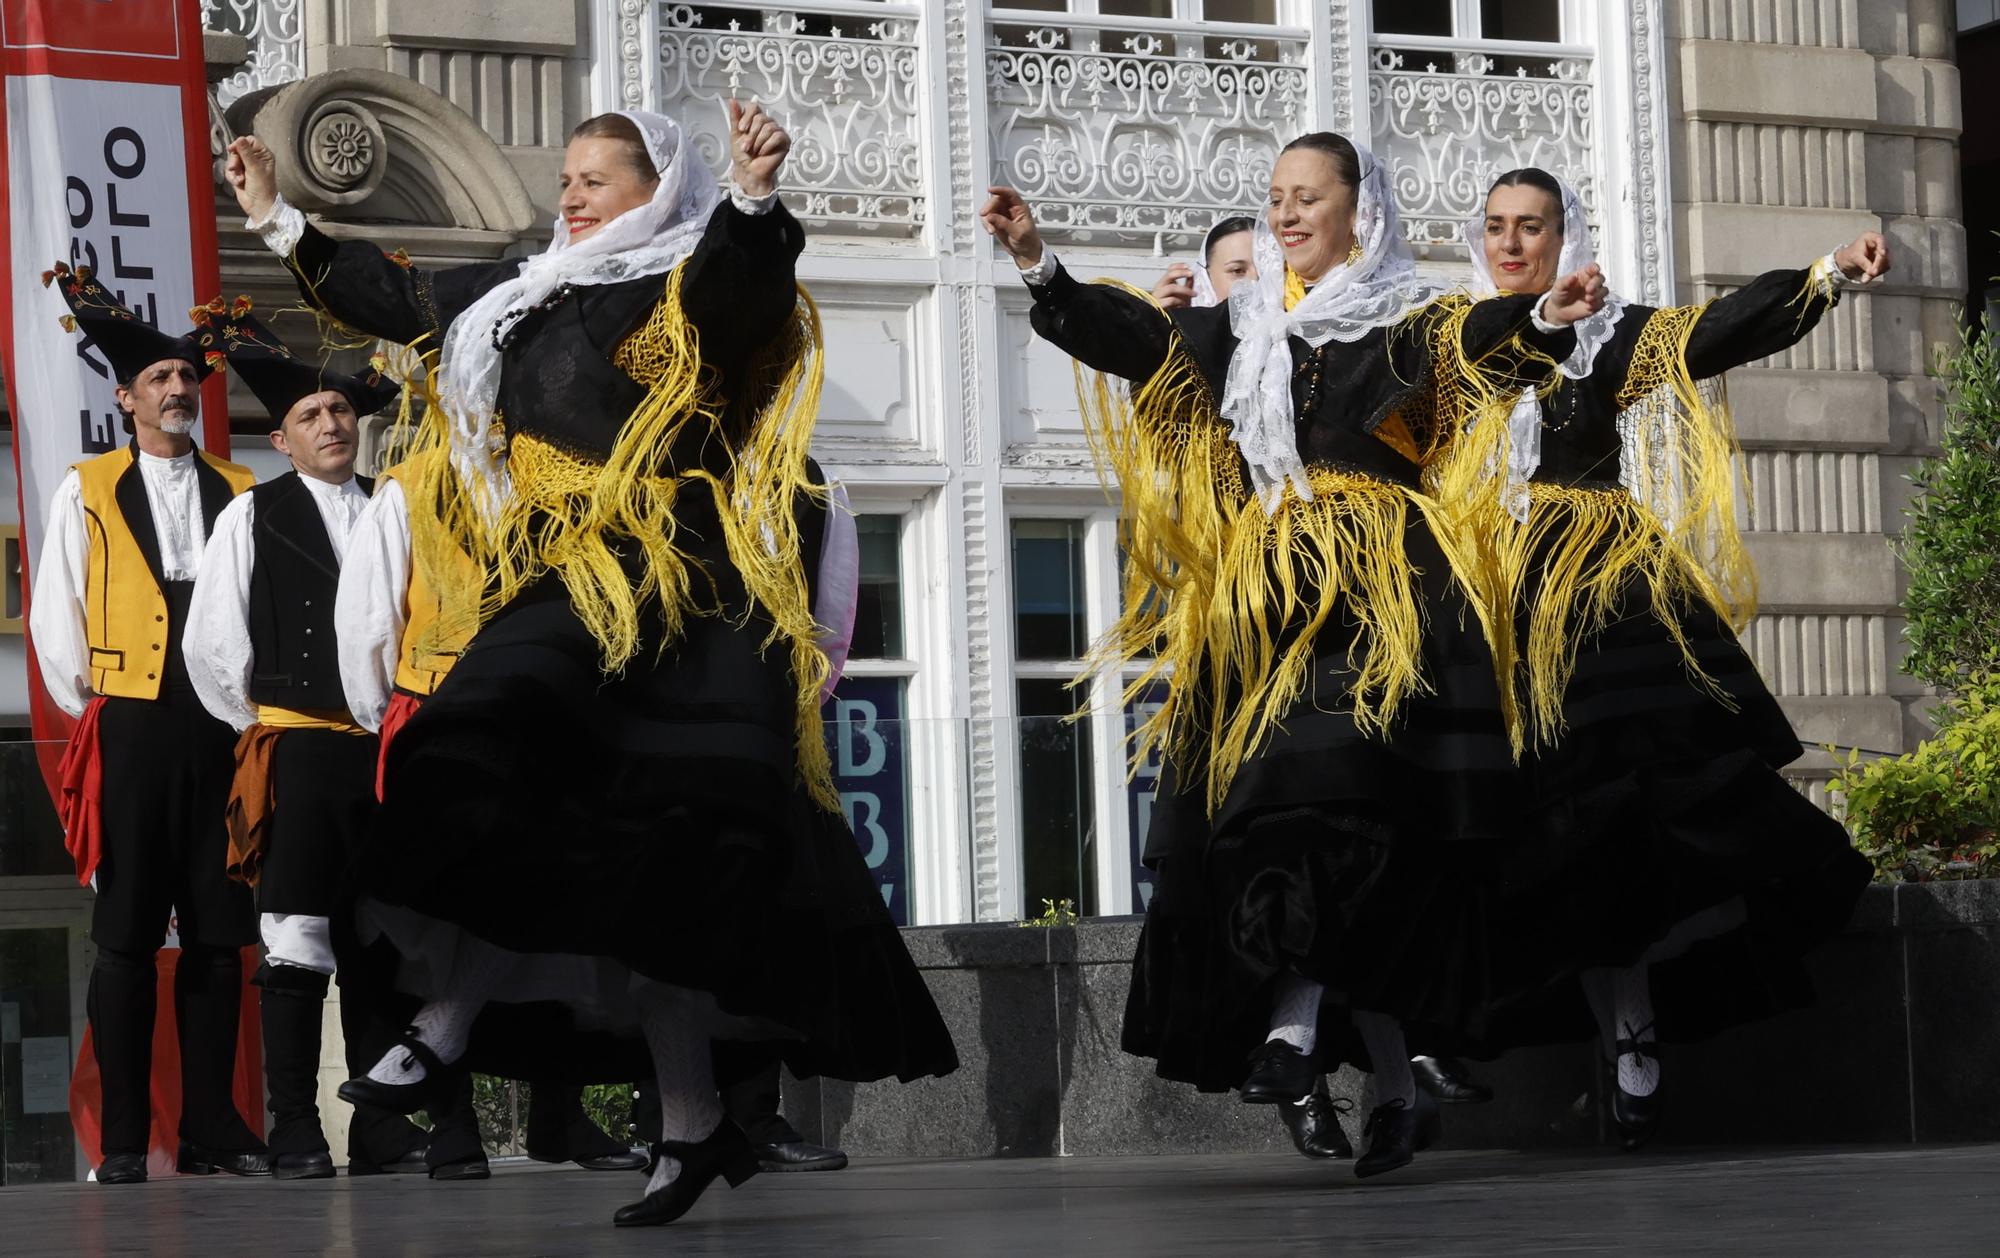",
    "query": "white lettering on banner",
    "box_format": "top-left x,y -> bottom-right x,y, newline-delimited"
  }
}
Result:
834,697 -> 888,777
5,75 -> 197,565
